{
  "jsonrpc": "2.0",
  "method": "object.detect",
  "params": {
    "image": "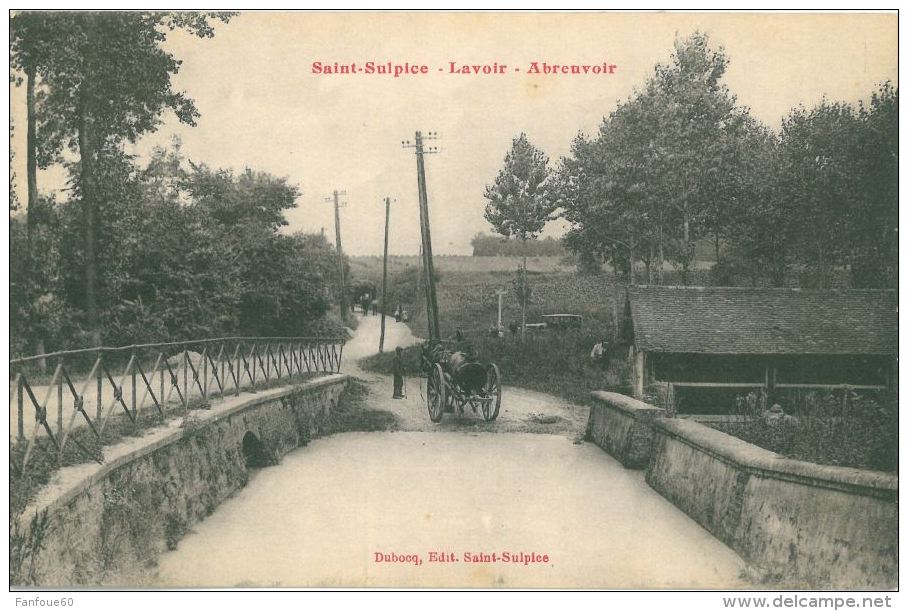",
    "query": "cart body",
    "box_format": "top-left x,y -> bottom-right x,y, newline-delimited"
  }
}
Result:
421,340 -> 501,423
